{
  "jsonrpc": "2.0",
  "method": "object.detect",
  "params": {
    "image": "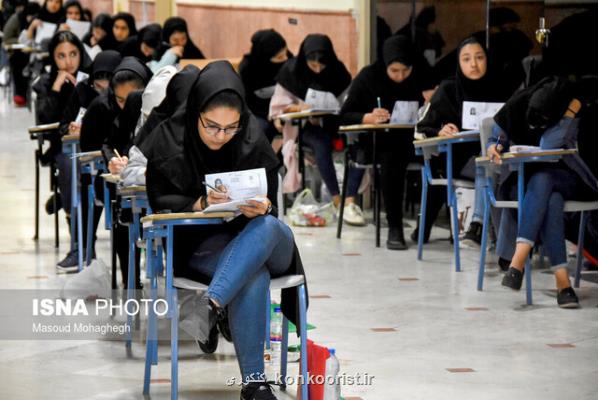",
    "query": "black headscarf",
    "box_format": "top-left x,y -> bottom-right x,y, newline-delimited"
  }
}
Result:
239,29 -> 290,118
90,50 -> 122,81
38,0 -> 64,24
18,2 -> 41,31
494,76 -> 573,145
112,12 -> 137,39
162,17 -> 205,59
112,56 -> 152,86
85,13 -> 117,51
136,65 -> 201,149
382,35 -> 415,67
62,0 -> 83,22
276,33 -> 351,99
122,23 -> 161,62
